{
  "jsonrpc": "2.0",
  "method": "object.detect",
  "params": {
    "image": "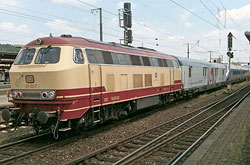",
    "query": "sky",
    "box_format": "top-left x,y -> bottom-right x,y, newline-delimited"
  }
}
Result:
0,0 -> 250,63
